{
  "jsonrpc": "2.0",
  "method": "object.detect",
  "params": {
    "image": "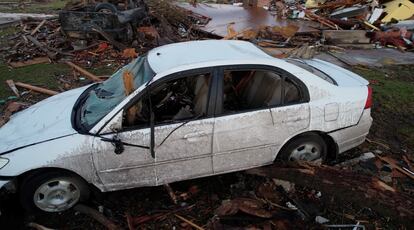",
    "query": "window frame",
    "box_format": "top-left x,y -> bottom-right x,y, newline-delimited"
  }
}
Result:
119,67 -> 218,132
214,64 -> 310,117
